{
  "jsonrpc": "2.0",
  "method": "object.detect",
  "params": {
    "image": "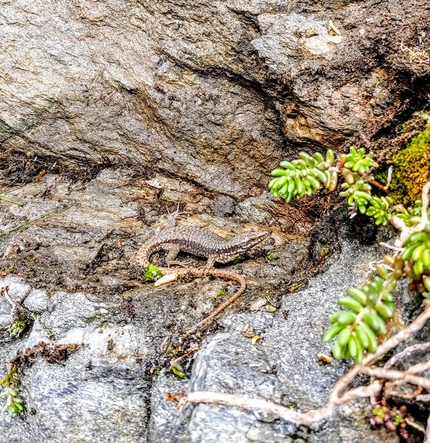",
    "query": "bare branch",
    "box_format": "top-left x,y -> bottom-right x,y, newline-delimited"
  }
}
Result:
186,270 -> 246,332
170,344 -> 199,368
384,342 -> 430,369
359,366 -> 430,390
1,286 -> 17,322
165,308 -> 430,426
1,286 -> 15,309
184,391 -> 318,425
386,166 -> 393,189
424,414 -> 430,443
391,216 -> 409,246
403,359 -> 430,376
370,180 -> 389,193
405,416 -> 426,434
338,381 -> 382,405
382,359 -> 430,398
417,181 -> 430,230
385,384 -> 423,399
378,242 -> 404,252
